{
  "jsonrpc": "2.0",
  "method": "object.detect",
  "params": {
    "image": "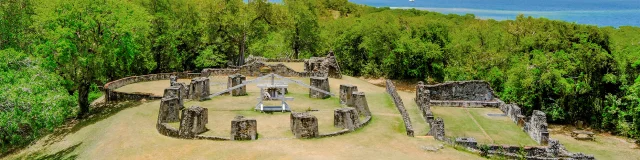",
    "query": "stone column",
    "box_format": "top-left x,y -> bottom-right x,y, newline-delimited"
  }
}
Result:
428,117 -> 445,141
189,77 -> 210,101
163,86 -> 183,107
334,108 -> 360,130
309,77 -> 330,99
339,84 -> 358,105
170,75 -> 178,86
227,74 -> 247,96
351,92 -> 371,117
178,106 -> 208,138
158,97 -> 181,124
290,112 -> 319,139
230,115 -> 257,140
